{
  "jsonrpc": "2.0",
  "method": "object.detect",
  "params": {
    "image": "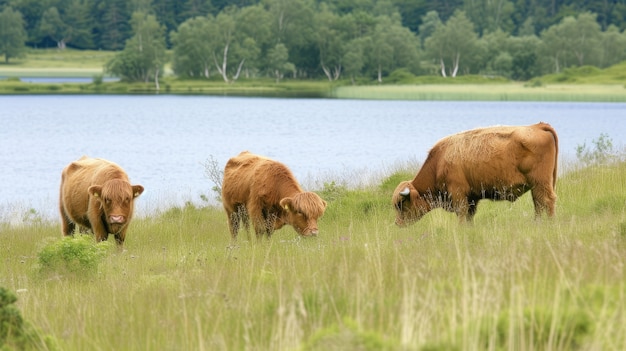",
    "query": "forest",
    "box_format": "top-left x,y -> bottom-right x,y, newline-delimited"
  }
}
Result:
1,0 -> 626,82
